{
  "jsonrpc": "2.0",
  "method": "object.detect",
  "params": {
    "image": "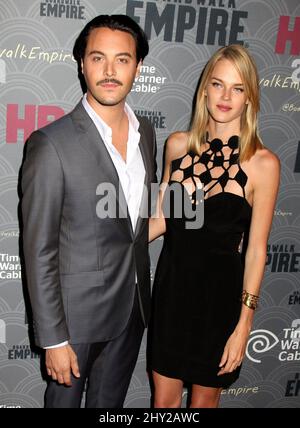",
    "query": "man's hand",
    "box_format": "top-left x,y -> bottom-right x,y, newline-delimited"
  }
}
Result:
45,344 -> 80,386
